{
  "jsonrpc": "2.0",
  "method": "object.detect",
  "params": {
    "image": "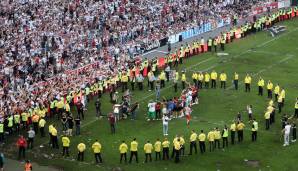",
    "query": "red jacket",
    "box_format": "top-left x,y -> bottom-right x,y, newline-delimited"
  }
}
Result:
108,115 -> 116,124
17,137 -> 27,148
